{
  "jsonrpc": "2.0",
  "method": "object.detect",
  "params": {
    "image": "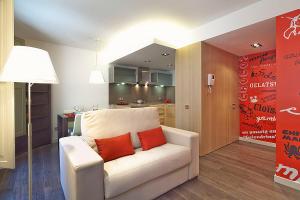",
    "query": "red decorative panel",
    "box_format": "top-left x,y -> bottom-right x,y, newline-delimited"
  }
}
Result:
276,9 -> 300,183
239,50 -> 276,143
